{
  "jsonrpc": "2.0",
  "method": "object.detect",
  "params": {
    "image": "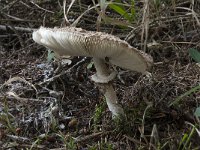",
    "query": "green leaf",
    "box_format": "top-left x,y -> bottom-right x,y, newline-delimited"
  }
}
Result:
189,48 -> 200,63
47,50 -> 55,62
109,3 -> 131,22
100,0 -> 107,12
194,107 -> 200,117
115,0 -> 126,11
87,62 -> 94,69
